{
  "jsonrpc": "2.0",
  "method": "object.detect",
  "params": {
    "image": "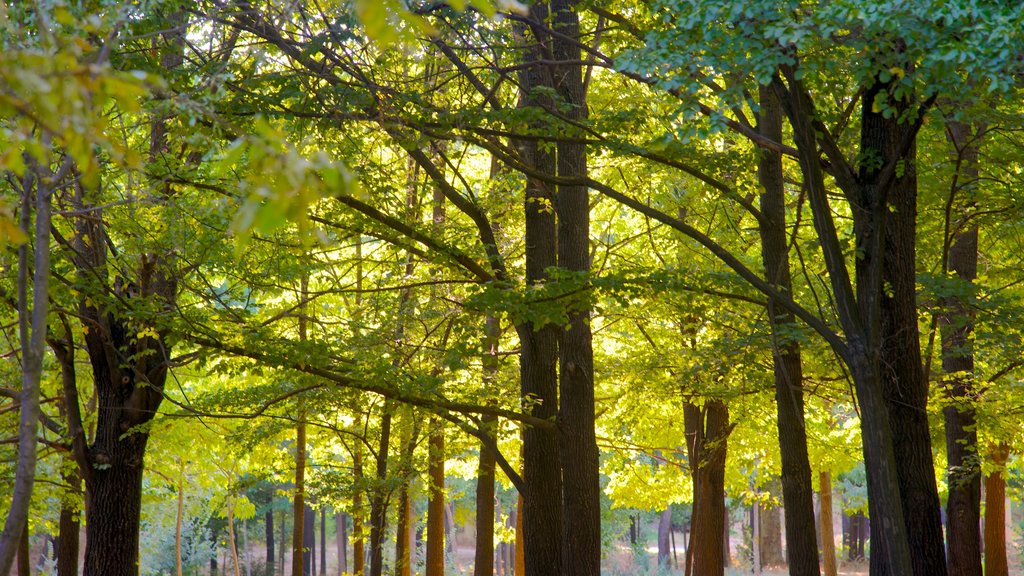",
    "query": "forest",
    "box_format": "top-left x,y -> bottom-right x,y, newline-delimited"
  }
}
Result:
2,1 -> 1024,576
